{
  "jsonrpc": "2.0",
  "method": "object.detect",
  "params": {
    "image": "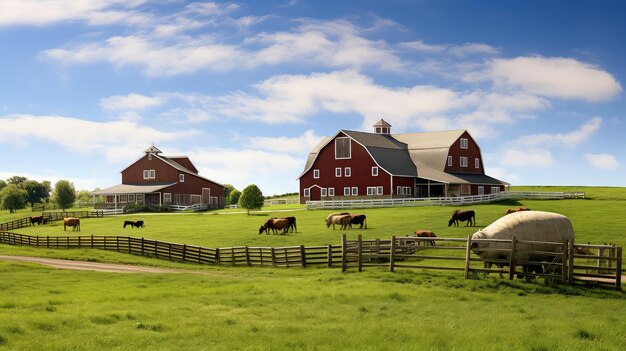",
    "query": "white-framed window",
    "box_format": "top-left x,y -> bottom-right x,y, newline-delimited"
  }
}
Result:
396,186 -> 411,195
328,188 -> 335,196
475,158 -> 480,168
344,187 -> 351,196
335,167 -> 342,177
119,194 -> 128,203
163,193 -> 171,203
144,170 -> 156,179
335,137 -> 351,159
179,174 -> 185,182
478,186 -> 484,195
491,186 -> 501,194
321,188 -> 327,197
372,167 -> 378,176
128,194 -> 135,202
351,187 -> 358,196
303,188 -> 310,197
460,138 -> 468,149
150,170 -> 155,179
313,169 -> 320,179
448,156 -> 452,167
344,167 -> 351,177
377,186 -> 383,195
367,187 -> 376,196
460,157 -> 468,167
